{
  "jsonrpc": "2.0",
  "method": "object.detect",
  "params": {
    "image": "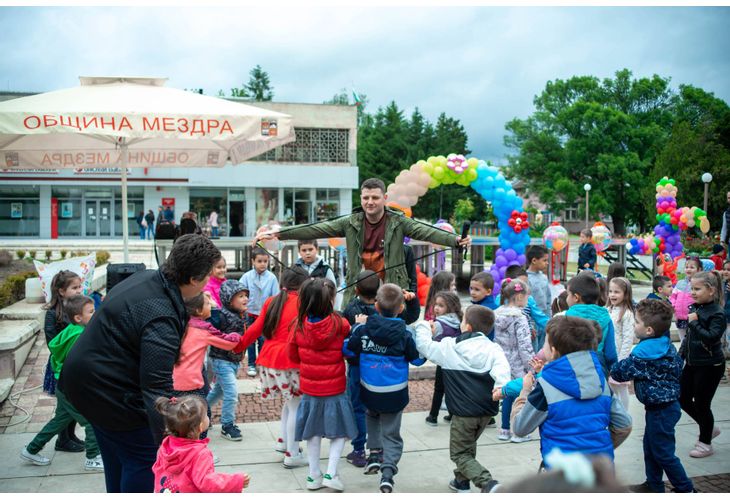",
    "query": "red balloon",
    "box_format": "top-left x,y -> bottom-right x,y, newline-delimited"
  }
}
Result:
514,226 -> 522,233
508,219 -> 516,227
511,210 -> 520,218
520,212 -> 528,219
